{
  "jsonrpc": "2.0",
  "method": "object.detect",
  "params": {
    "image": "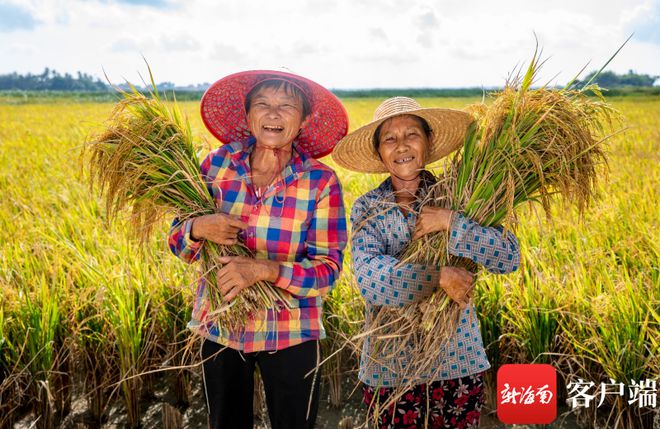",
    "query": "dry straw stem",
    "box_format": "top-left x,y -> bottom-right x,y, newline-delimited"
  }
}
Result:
83,67 -> 292,332
356,49 -> 620,417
